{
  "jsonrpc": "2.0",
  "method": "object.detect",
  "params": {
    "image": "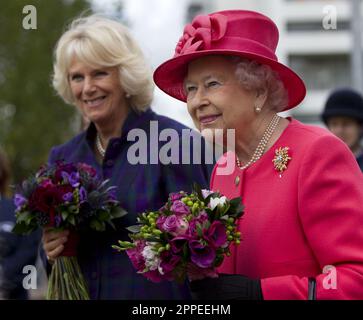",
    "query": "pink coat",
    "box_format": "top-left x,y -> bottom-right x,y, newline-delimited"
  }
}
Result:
211,119 -> 363,299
